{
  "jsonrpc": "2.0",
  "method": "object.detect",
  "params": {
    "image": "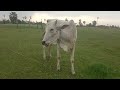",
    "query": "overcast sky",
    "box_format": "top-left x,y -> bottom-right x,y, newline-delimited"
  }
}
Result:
0,11 -> 120,26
